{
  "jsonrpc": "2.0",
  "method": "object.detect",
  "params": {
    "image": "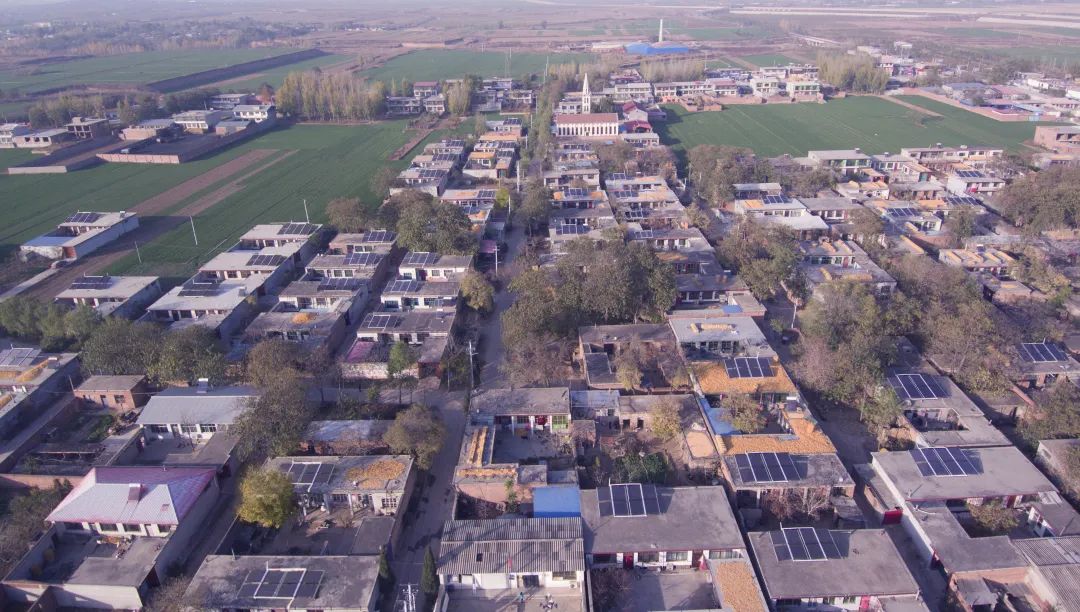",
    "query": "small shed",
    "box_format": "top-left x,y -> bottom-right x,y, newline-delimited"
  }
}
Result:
533,485 -> 582,518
